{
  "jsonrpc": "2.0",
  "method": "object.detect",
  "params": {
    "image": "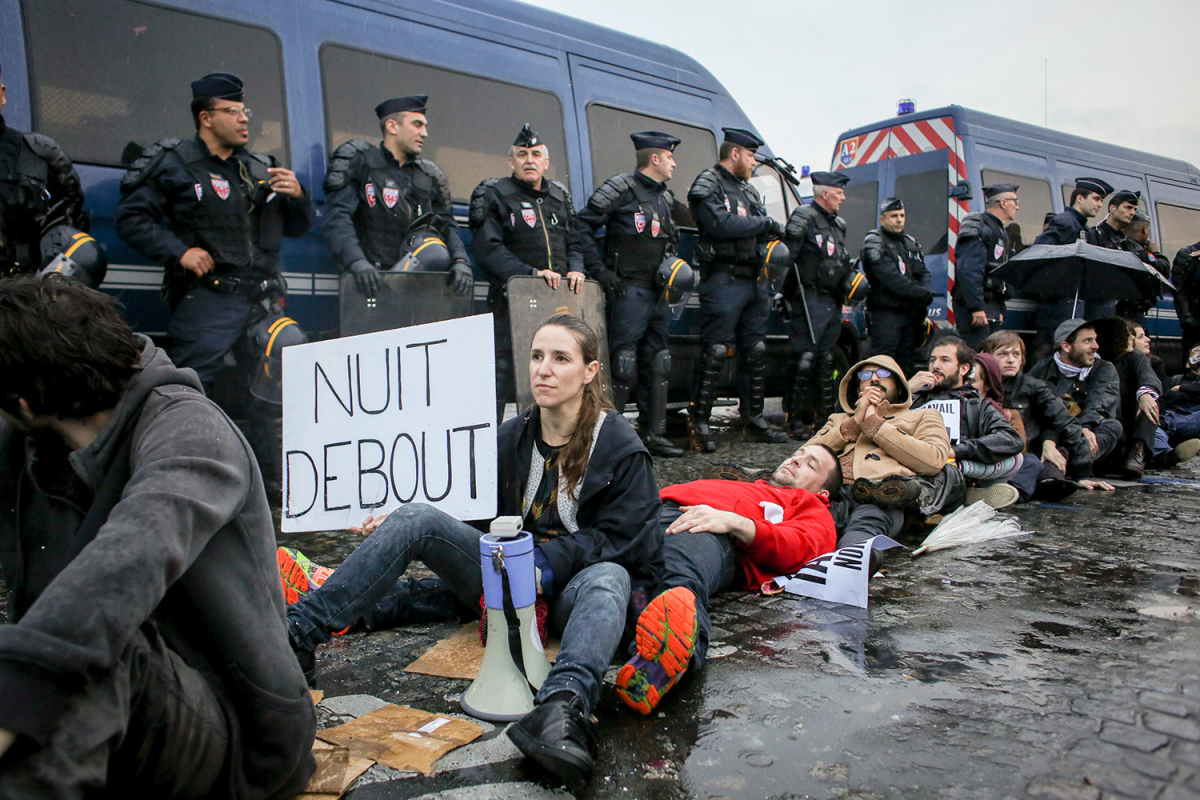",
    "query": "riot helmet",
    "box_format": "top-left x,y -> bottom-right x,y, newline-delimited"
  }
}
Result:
247,308 -> 309,404
38,227 -> 108,289
656,256 -> 696,320
392,229 -> 451,272
760,239 -> 792,294
839,260 -> 870,306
